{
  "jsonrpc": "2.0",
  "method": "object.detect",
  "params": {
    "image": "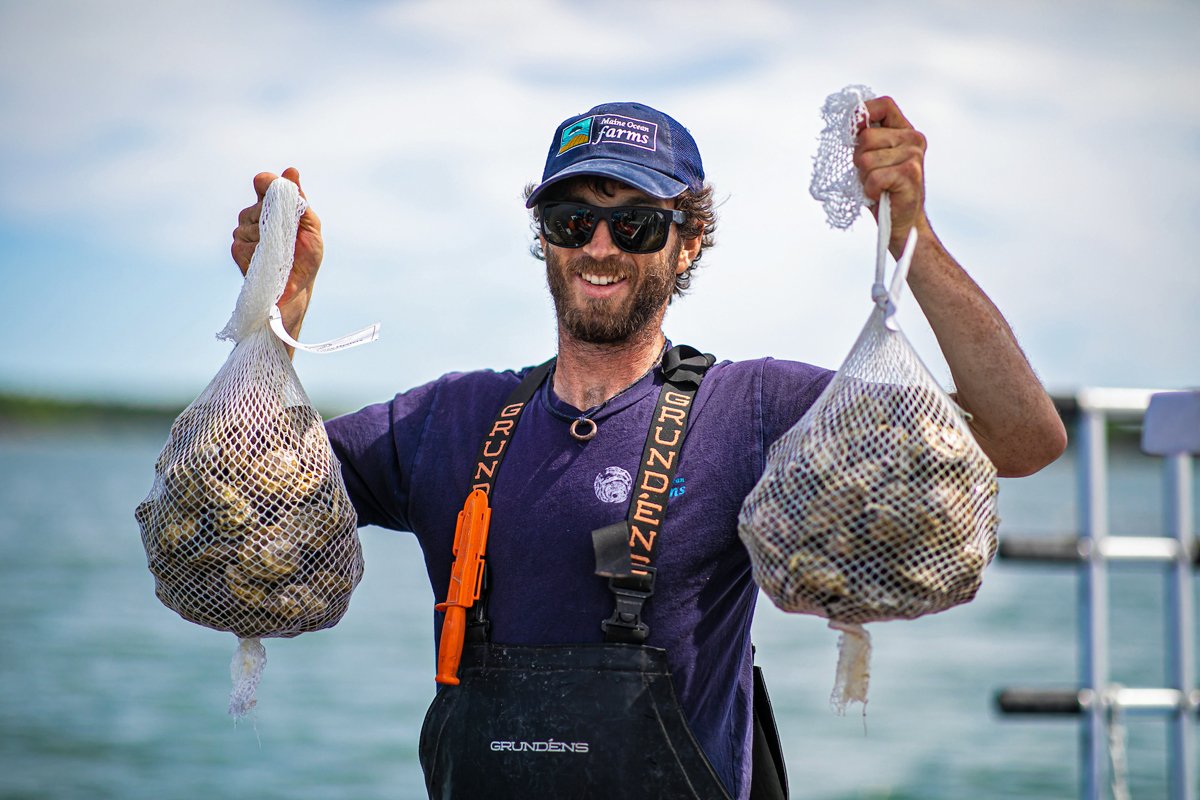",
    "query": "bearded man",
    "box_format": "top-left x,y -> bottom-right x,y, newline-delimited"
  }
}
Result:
232,100 -> 1066,800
